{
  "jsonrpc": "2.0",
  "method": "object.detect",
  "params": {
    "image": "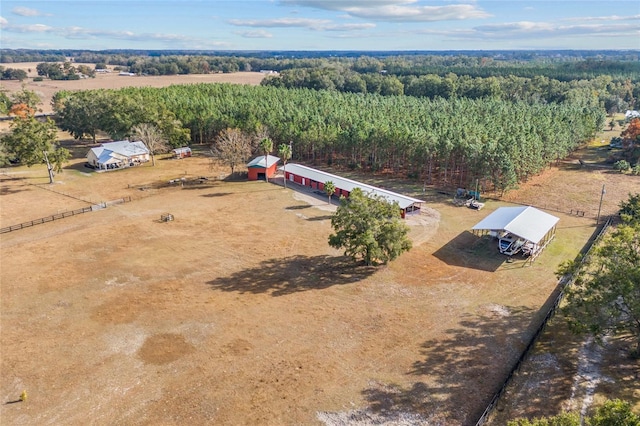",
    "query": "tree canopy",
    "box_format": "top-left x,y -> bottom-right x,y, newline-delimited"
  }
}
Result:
508,399 -> 639,426
559,193 -> 640,356
0,115 -> 69,183
51,83 -> 604,194
328,187 -> 412,266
